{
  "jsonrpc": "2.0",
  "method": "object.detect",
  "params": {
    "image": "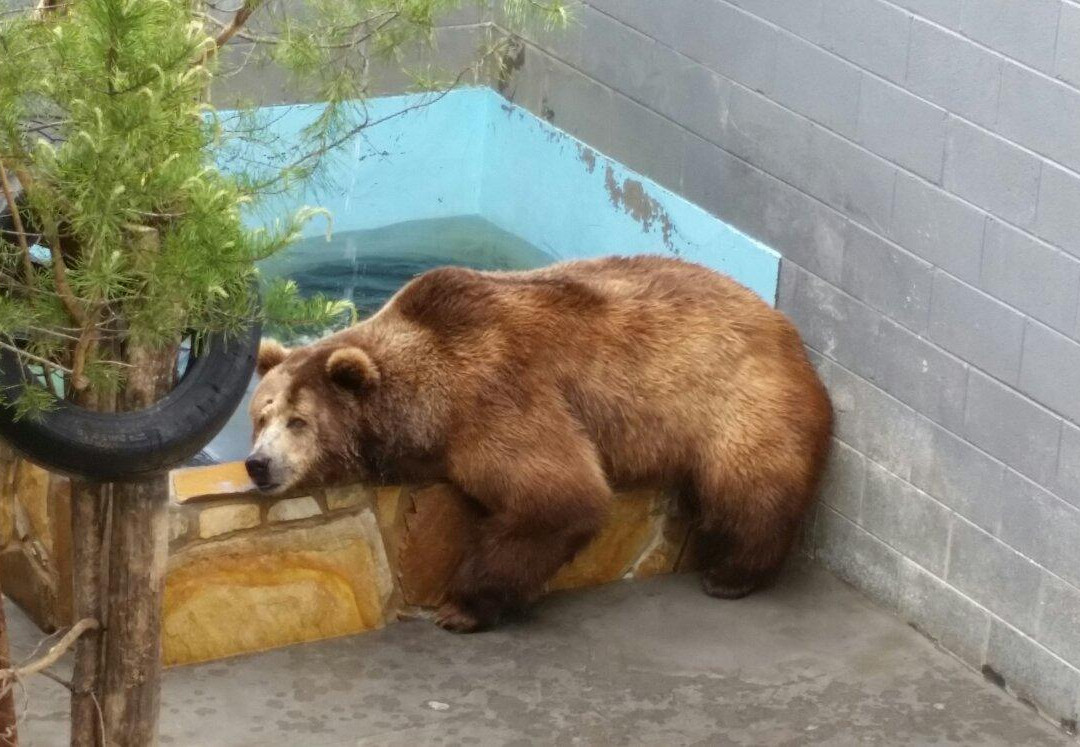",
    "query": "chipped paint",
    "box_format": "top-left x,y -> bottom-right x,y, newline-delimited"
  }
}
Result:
604,166 -> 676,250
578,144 -> 597,174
